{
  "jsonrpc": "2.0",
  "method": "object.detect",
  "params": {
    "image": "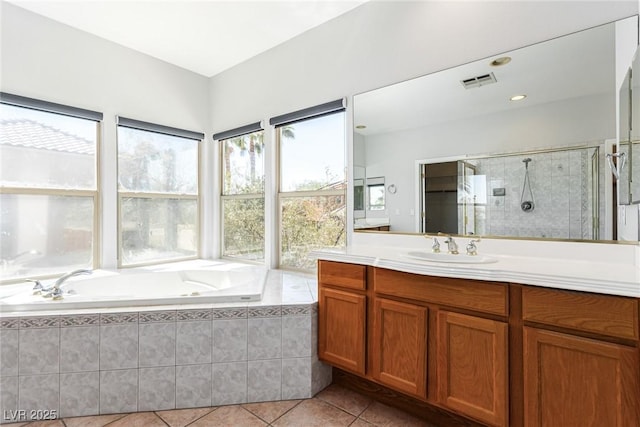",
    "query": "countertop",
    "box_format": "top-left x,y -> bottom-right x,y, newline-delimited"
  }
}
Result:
313,244 -> 640,298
